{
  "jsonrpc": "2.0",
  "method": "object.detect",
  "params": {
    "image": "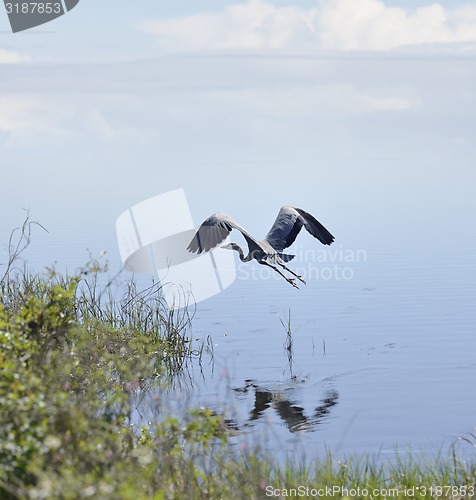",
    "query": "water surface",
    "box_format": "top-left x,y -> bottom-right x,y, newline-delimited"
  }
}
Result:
172,200 -> 476,462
